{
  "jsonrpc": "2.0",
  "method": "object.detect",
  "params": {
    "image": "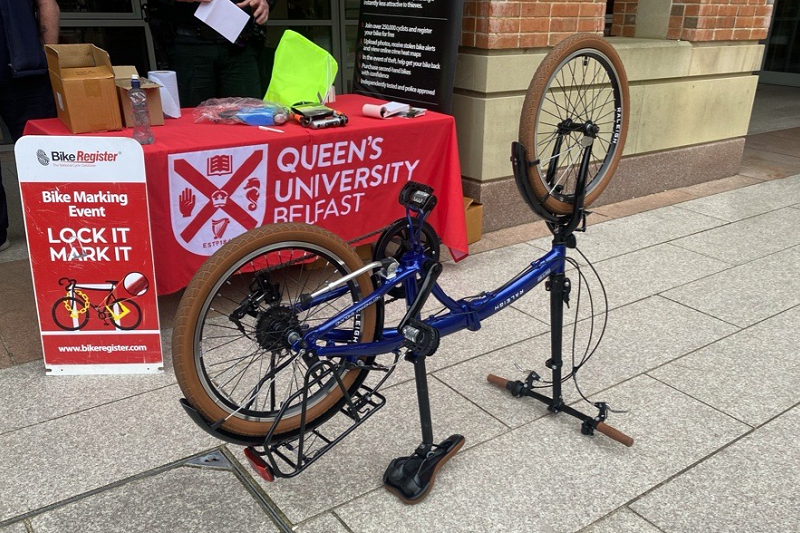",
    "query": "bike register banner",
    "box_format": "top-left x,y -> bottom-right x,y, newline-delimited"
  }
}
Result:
16,136 -> 163,375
